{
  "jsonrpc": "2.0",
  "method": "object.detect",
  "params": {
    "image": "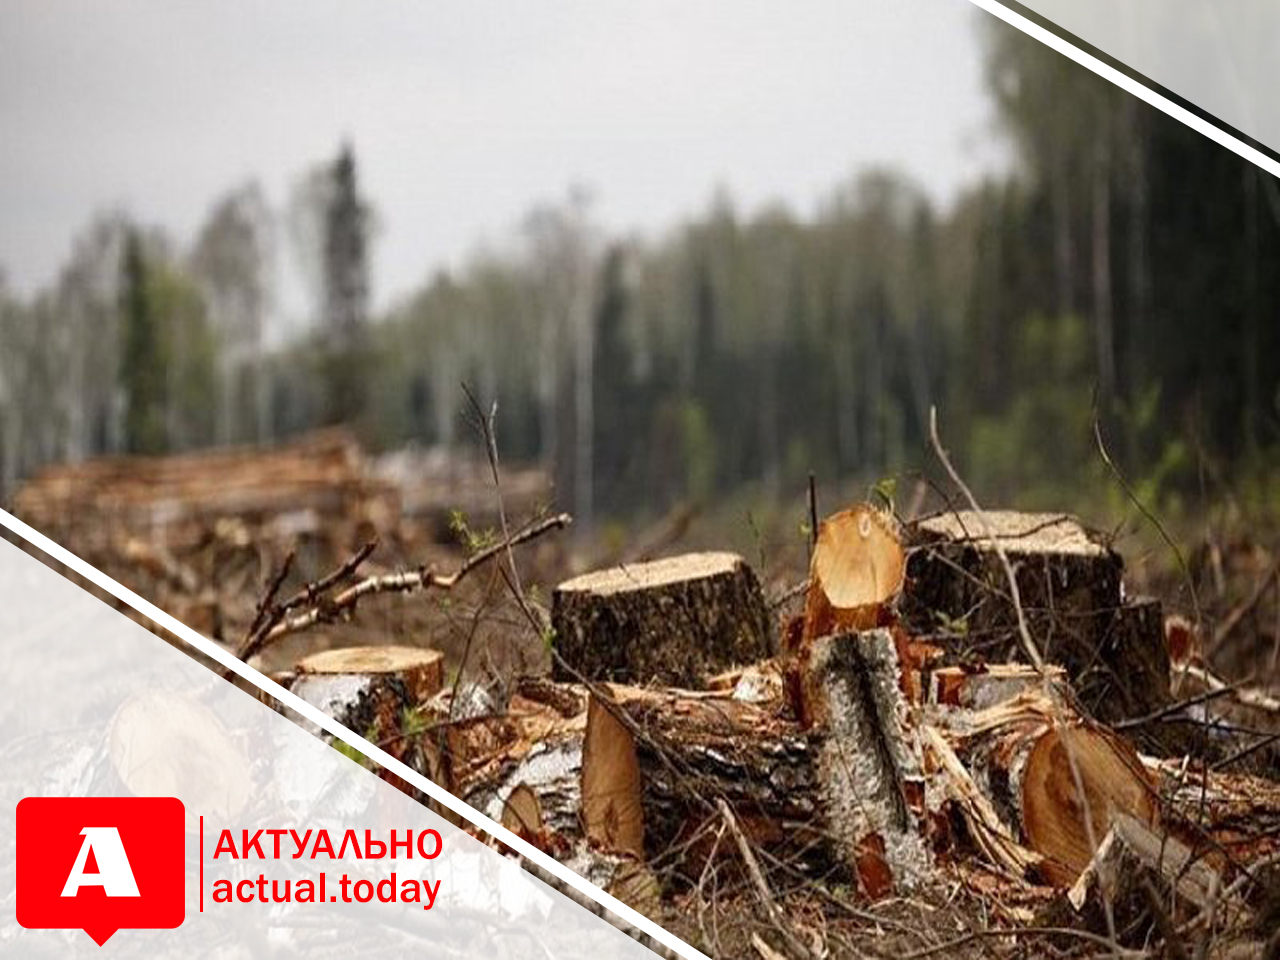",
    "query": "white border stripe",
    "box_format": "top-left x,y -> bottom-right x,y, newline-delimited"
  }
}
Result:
0,507 -> 709,960
968,0 -> 1280,180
